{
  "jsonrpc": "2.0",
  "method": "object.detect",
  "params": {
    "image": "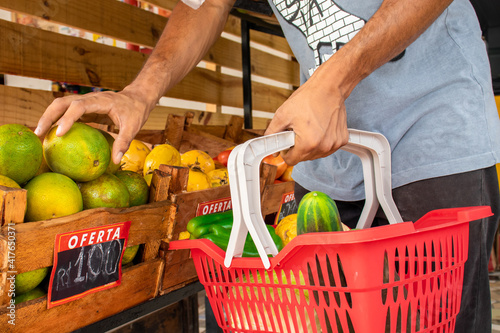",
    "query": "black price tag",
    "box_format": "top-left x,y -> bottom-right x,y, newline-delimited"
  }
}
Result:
47,221 -> 131,308
275,192 -> 298,225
